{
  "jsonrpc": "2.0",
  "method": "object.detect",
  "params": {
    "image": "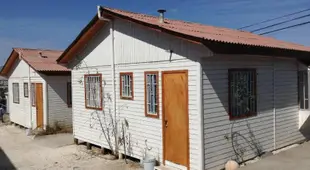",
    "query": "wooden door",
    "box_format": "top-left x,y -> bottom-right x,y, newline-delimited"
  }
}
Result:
36,83 -> 43,128
162,70 -> 189,168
